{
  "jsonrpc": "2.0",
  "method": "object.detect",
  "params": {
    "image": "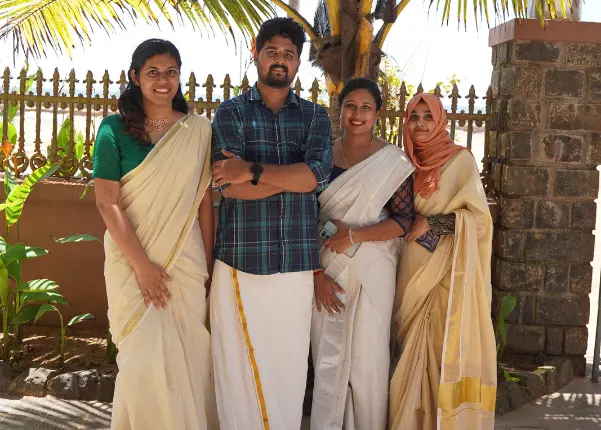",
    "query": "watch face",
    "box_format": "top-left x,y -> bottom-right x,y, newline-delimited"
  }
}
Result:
250,164 -> 263,175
